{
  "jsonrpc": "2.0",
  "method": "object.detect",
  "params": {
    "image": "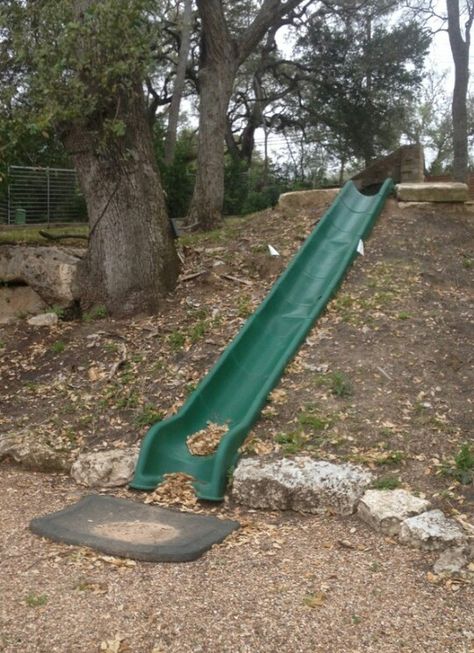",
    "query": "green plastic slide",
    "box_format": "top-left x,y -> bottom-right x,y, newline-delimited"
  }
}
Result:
131,180 -> 393,500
